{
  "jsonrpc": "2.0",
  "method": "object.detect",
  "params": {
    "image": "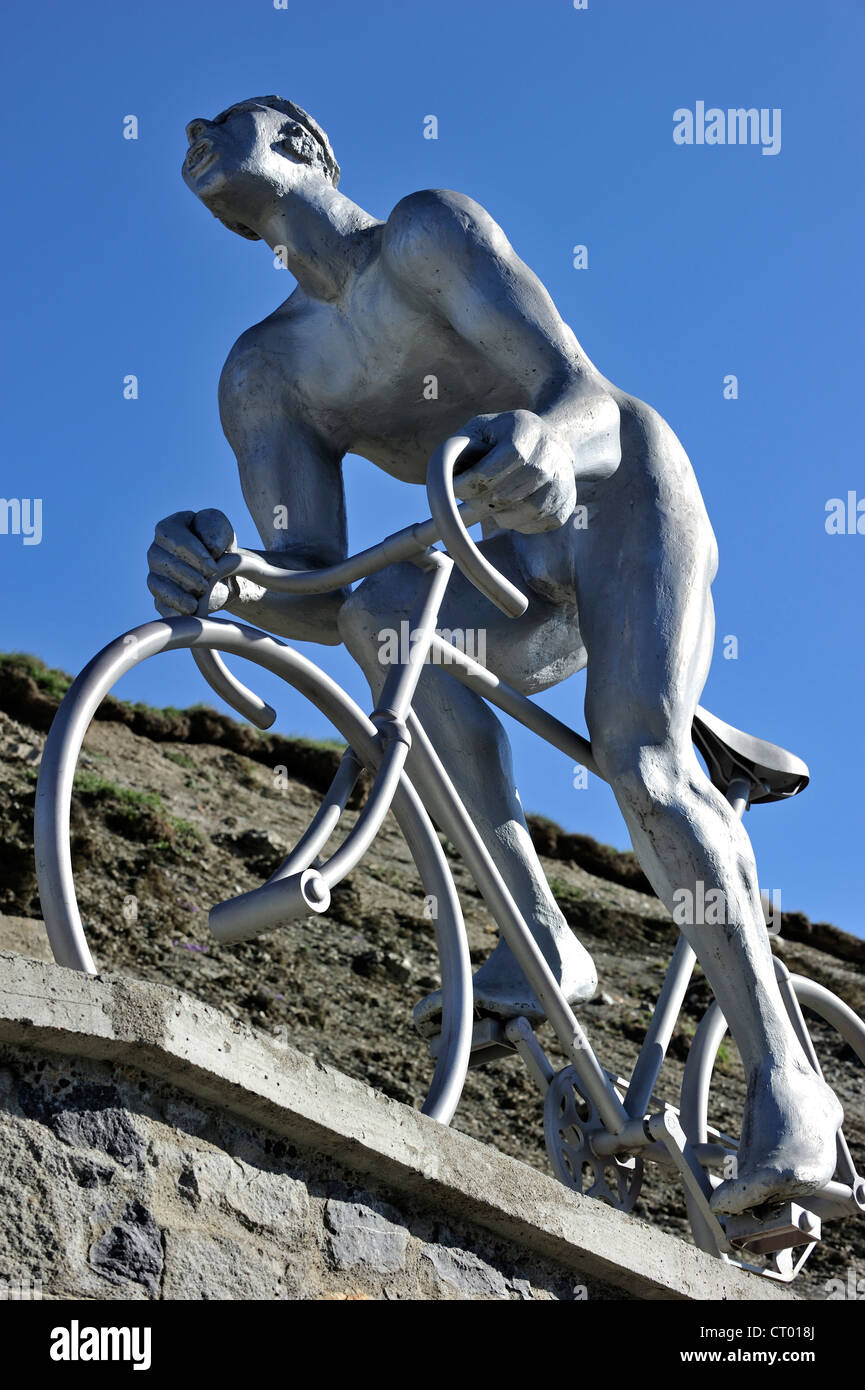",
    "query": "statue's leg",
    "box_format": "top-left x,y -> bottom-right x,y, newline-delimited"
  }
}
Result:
338,541 -> 597,1019
575,409 -> 842,1215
